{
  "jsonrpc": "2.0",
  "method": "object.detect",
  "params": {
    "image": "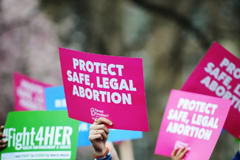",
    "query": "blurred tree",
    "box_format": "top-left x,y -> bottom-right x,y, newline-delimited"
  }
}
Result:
38,0 -> 240,159
0,0 -> 62,123
0,0 -> 239,159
